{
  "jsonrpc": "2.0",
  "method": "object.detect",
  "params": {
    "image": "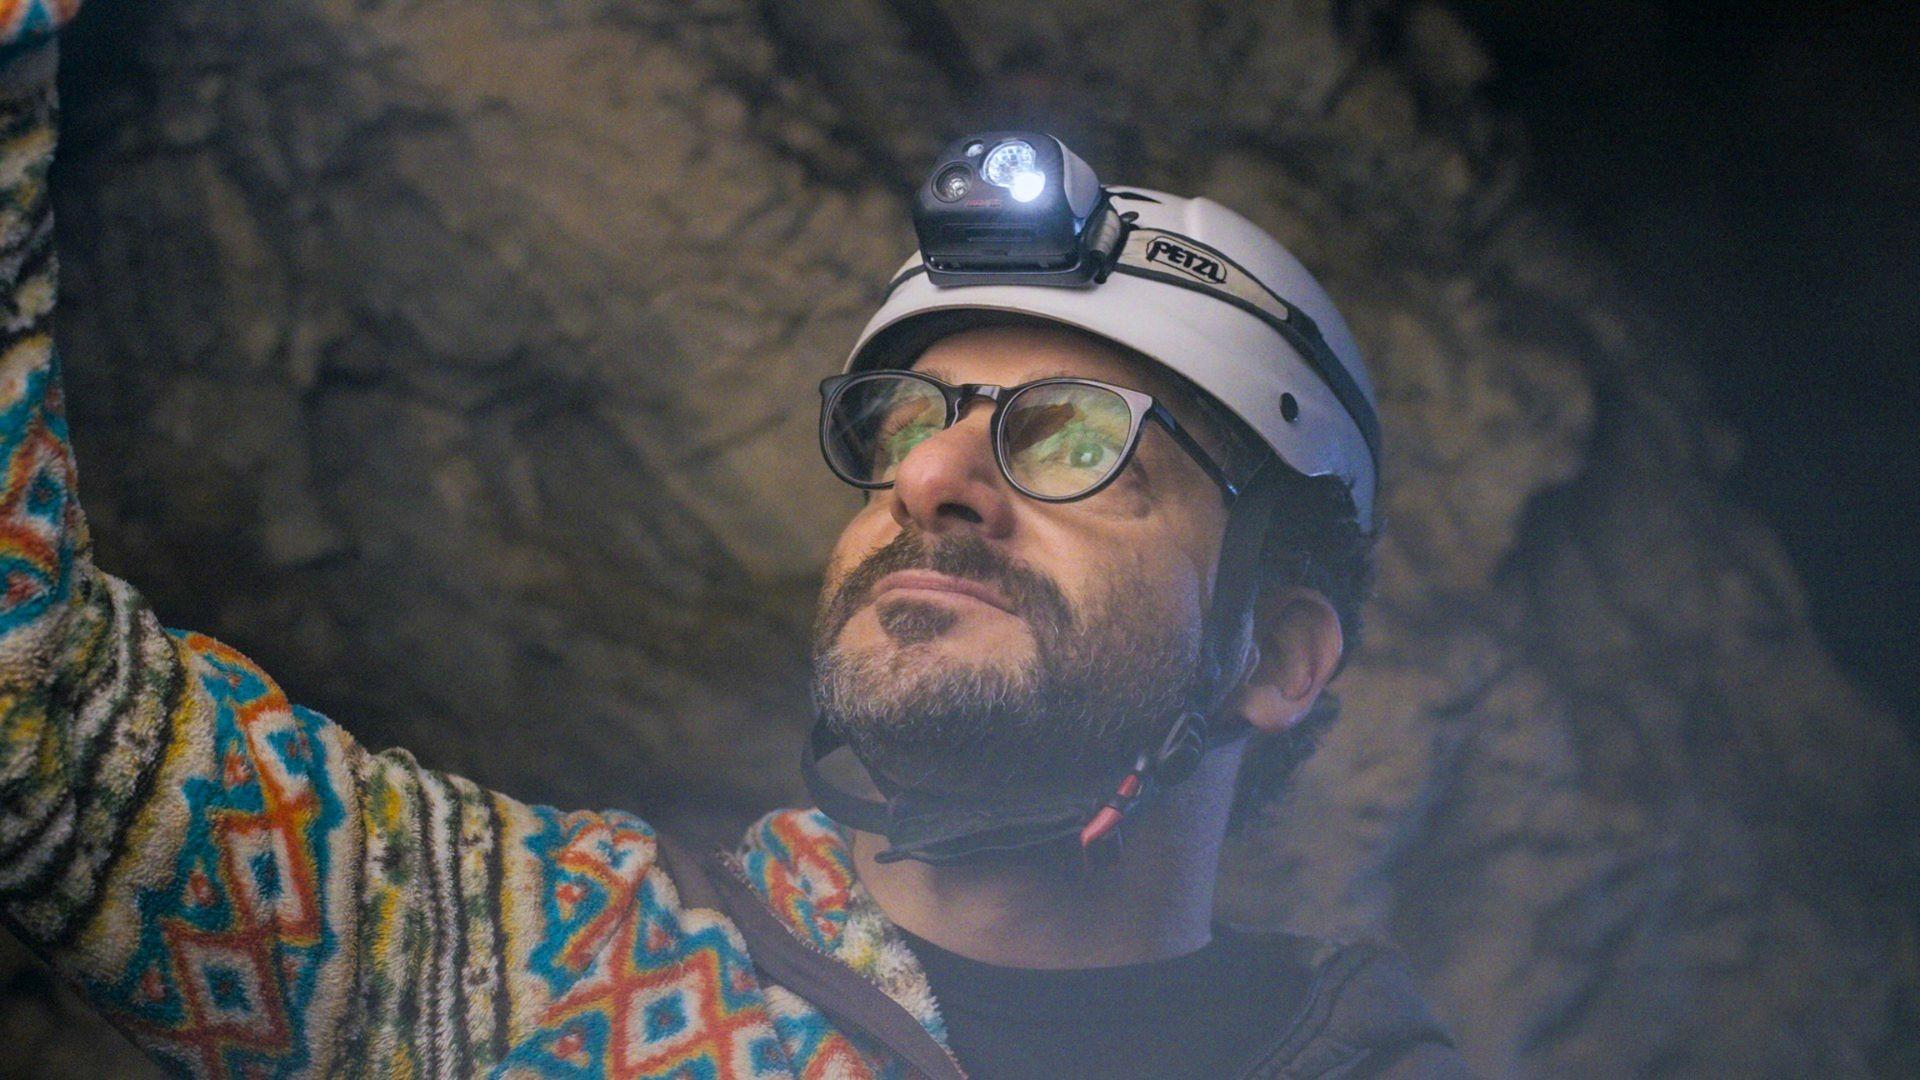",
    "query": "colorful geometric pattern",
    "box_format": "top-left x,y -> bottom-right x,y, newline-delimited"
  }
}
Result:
0,12 -> 956,1076
0,0 -> 80,65
736,811 -> 947,1080
85,633 -> 351,1077
496,808 -> 791,1078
